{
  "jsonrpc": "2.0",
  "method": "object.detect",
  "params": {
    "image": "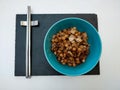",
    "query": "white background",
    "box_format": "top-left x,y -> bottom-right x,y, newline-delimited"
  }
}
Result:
0,0 -> 120,90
